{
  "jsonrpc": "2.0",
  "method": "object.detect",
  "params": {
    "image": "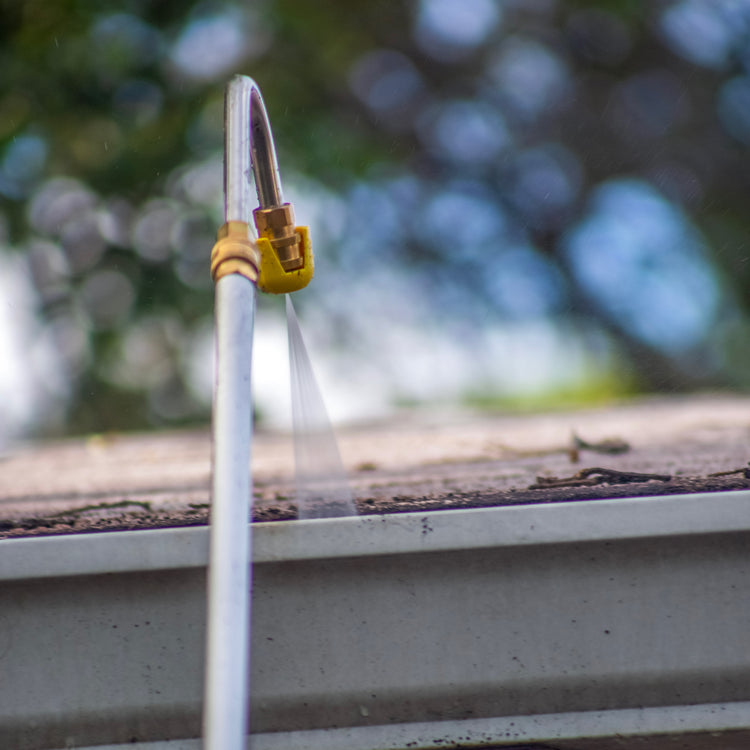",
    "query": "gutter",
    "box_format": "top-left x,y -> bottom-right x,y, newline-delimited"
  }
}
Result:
2,490 -> 750,749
